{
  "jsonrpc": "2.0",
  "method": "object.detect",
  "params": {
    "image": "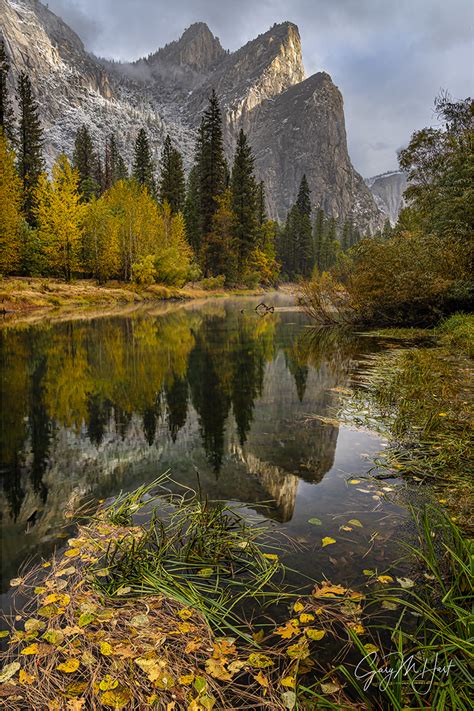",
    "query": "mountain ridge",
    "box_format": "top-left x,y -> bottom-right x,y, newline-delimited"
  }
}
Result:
1,0 -> 384,231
